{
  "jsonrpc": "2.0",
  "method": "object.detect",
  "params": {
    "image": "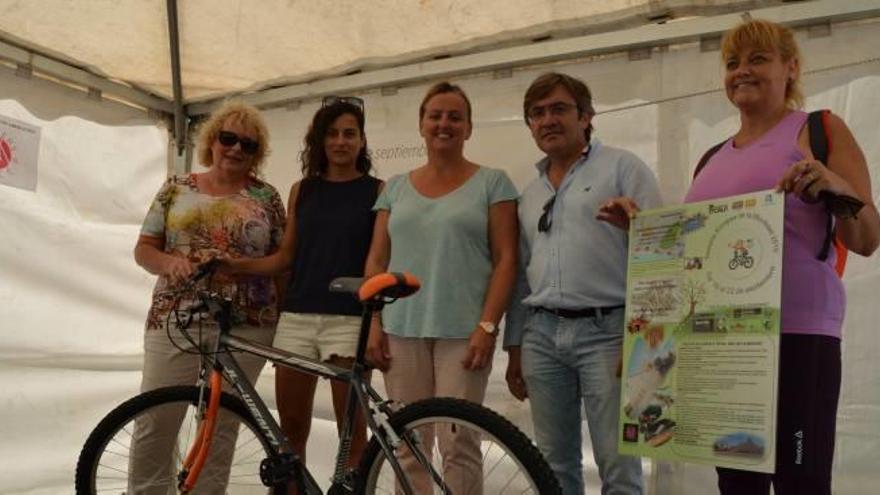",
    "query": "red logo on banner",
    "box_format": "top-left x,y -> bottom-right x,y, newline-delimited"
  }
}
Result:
0,137 -> 12,171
